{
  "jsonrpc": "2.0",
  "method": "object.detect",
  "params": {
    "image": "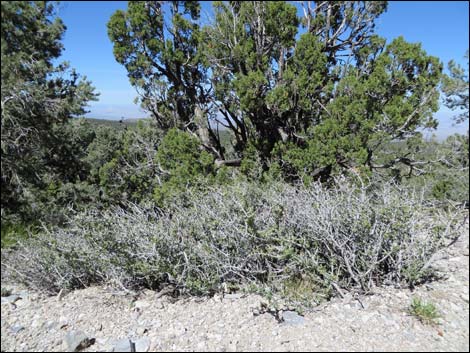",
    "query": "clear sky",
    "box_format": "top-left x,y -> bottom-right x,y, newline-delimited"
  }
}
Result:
57,1 -> 469,138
